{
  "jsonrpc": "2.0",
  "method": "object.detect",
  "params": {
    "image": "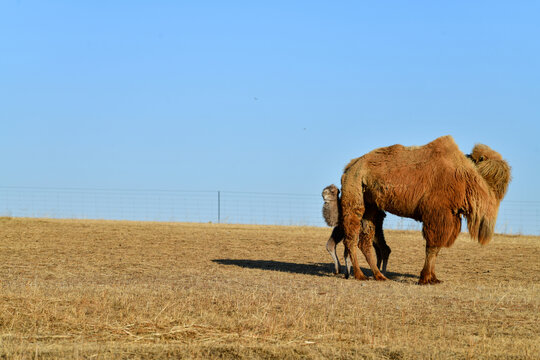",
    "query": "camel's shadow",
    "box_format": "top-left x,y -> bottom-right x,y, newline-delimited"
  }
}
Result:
212,259 -> 417,280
